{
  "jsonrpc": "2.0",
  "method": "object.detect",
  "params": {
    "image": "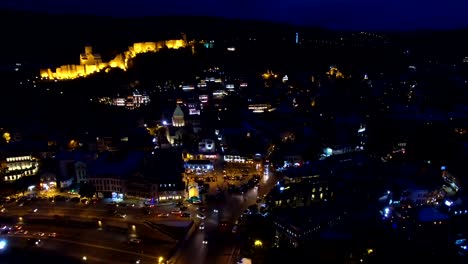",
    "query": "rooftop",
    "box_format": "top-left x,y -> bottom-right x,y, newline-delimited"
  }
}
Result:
88,151 -> 144,178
